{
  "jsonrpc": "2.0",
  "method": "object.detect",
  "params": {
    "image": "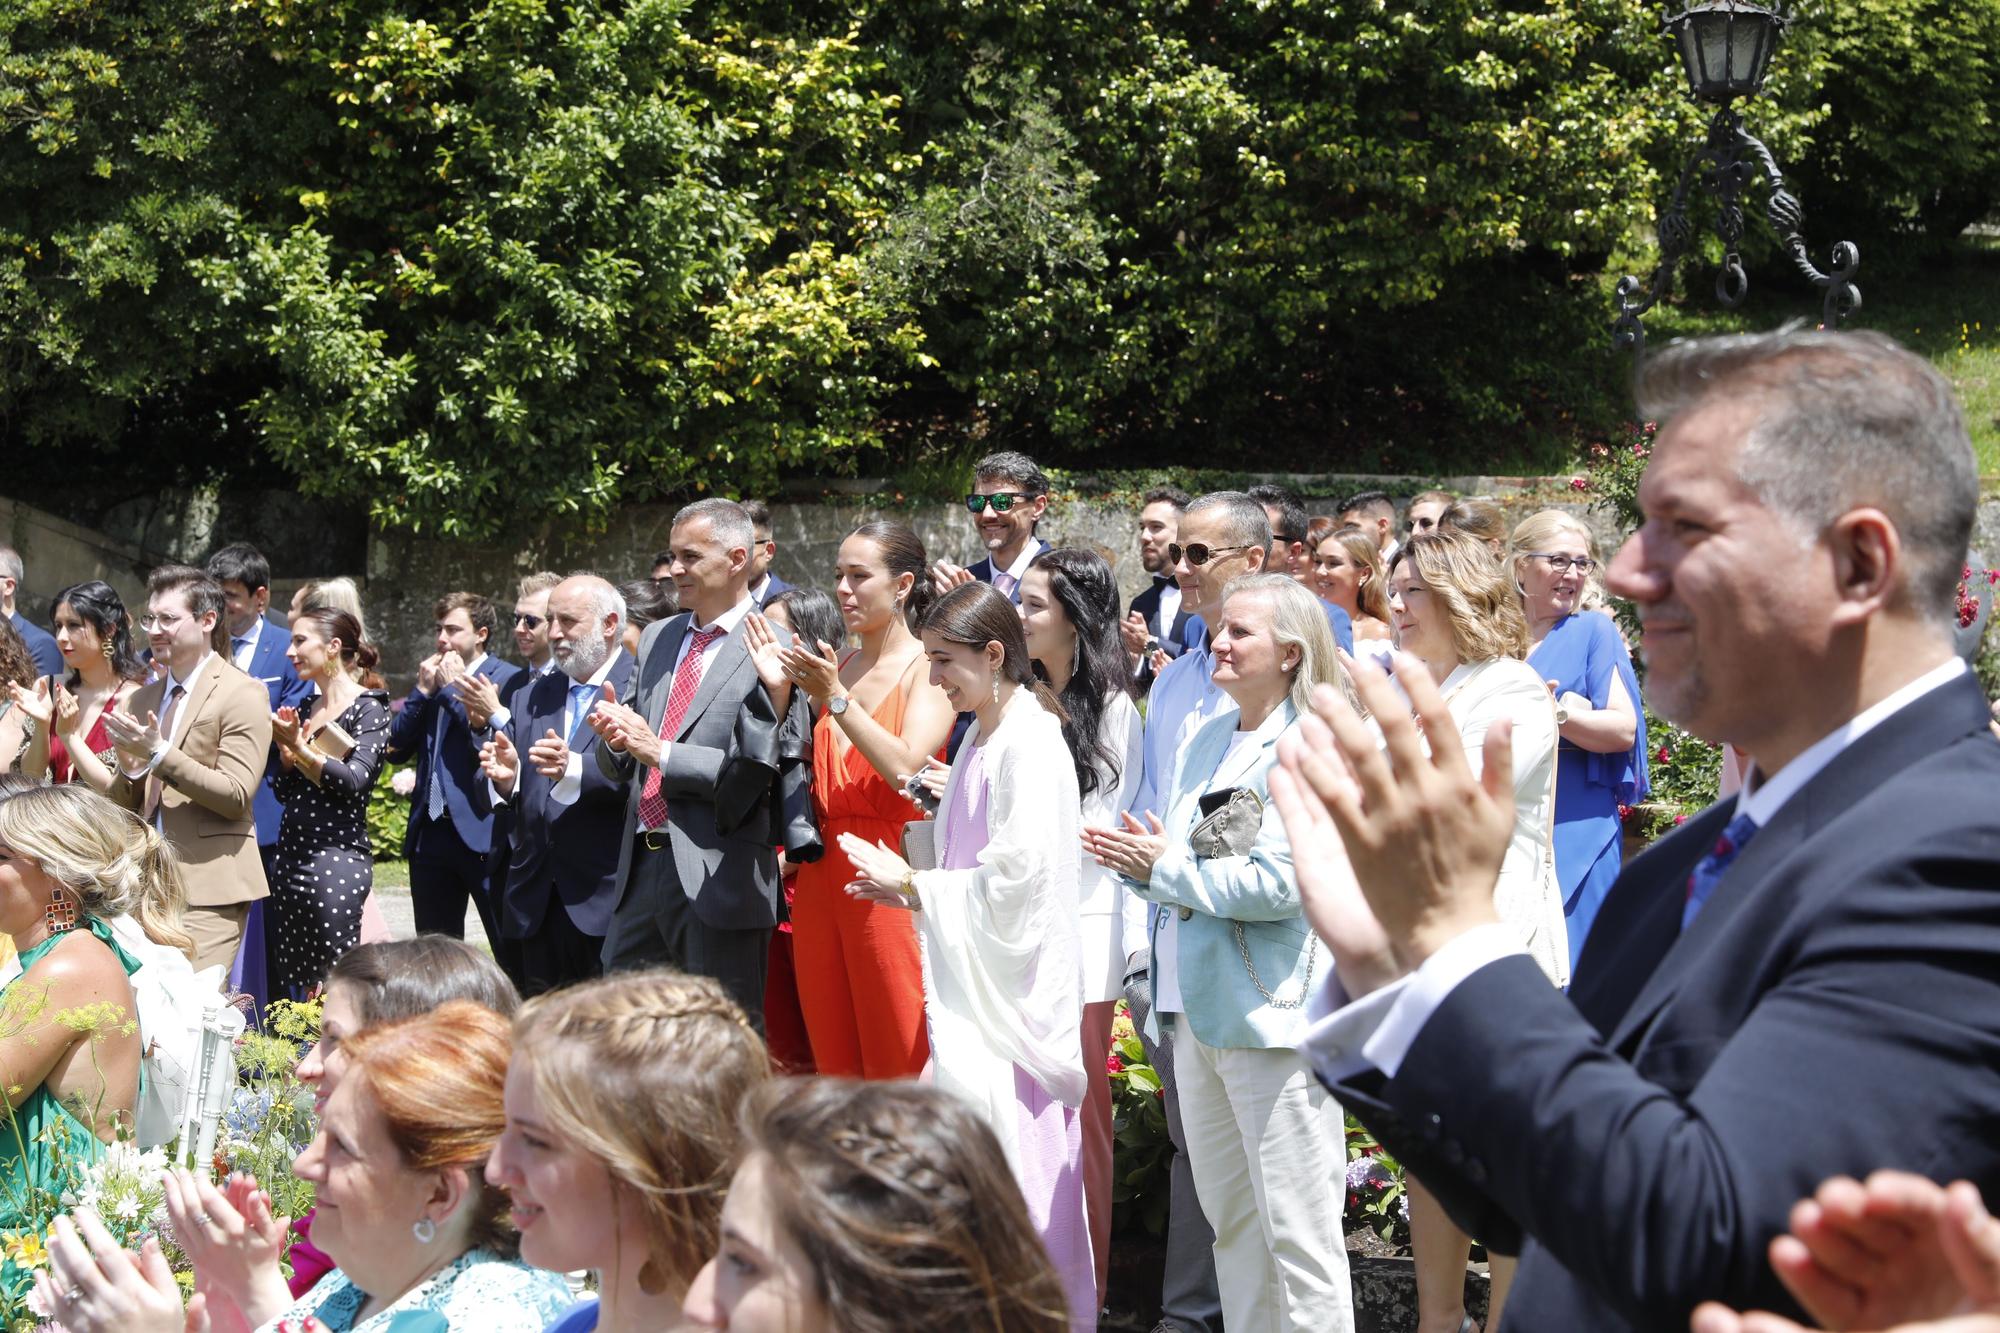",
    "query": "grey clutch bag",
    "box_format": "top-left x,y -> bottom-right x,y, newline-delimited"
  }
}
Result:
1189,786 -> 1263,859
902,819 -> 938,871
